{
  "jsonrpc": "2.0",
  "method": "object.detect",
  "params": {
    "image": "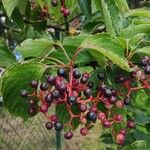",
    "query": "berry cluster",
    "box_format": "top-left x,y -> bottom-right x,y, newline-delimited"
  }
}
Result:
20,56 -> 150,144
